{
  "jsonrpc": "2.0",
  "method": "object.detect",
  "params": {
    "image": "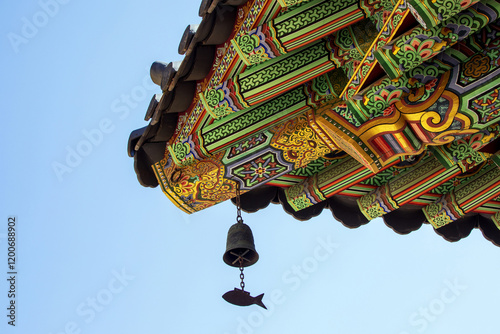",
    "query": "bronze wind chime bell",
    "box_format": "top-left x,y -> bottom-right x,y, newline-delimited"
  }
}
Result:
222,184 -> 266,309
